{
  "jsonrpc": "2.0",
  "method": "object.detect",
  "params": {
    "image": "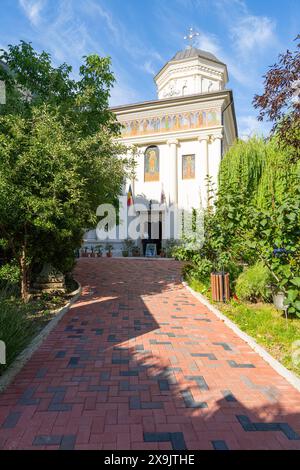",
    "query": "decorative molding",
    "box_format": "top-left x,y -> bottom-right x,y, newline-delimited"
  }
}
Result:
167,138 -> 179,146
211,132 -> 223,141
198,135 -> 209,142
